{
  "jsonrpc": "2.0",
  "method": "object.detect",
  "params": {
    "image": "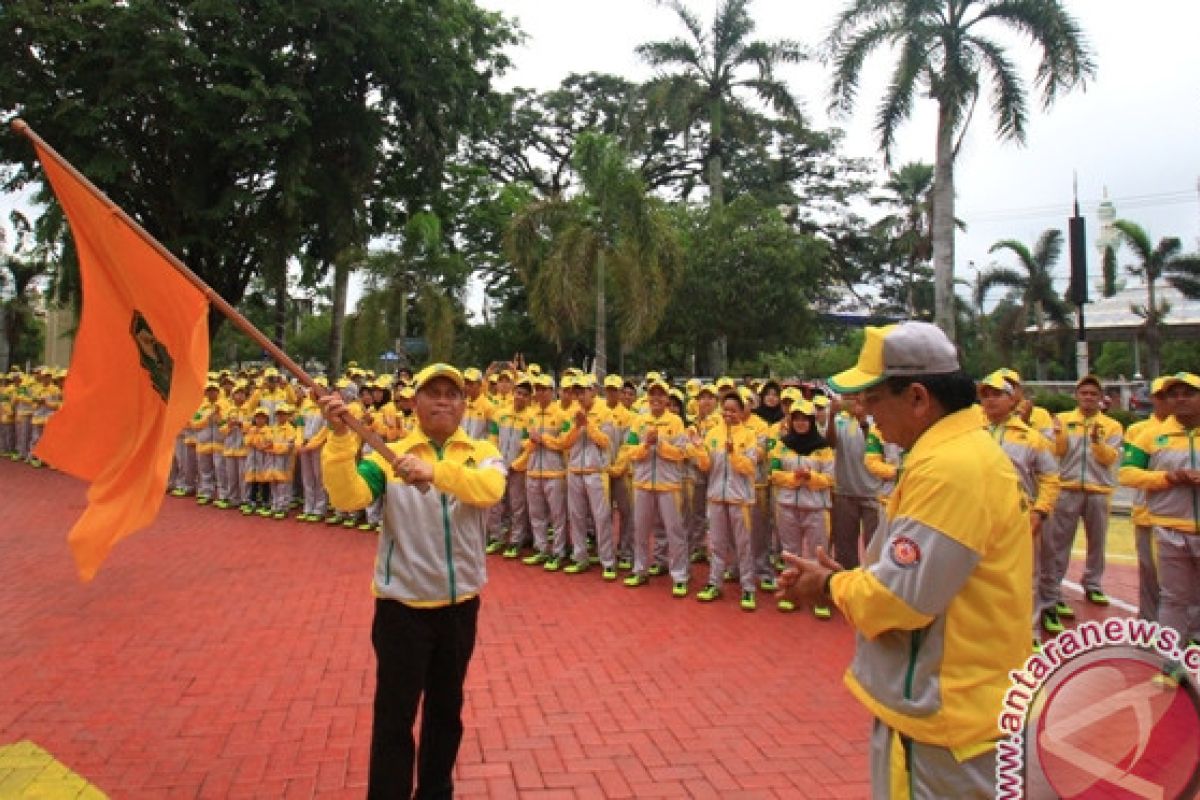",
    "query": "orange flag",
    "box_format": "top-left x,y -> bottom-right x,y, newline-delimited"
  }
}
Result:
31,140 -> 209,580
